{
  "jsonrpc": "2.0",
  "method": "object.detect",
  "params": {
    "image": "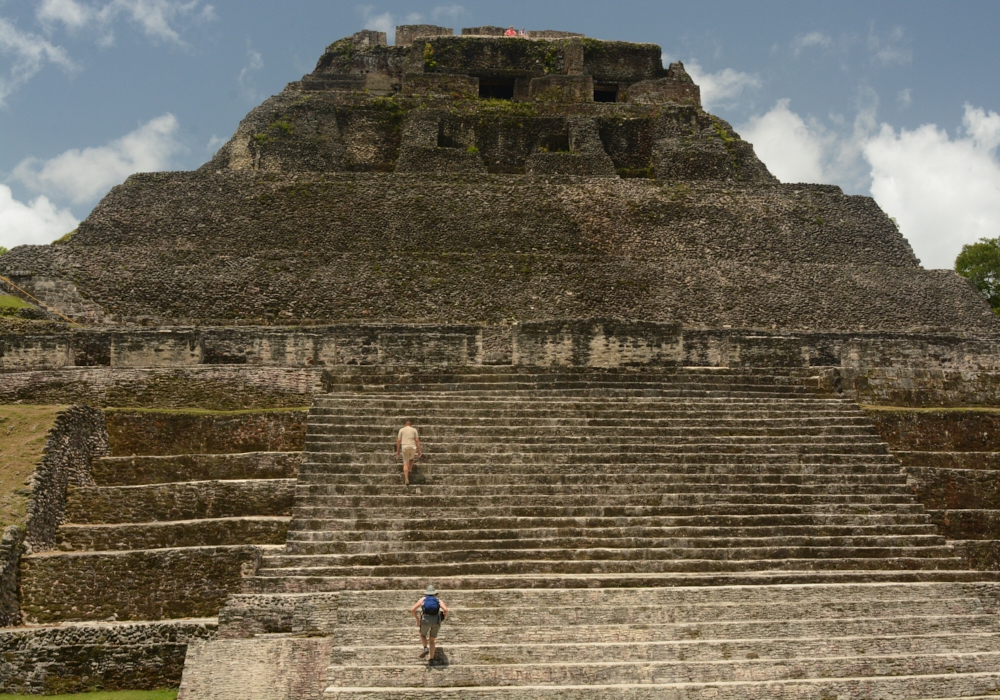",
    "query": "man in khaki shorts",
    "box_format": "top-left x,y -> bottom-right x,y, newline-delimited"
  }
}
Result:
395,419 -> 422,486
